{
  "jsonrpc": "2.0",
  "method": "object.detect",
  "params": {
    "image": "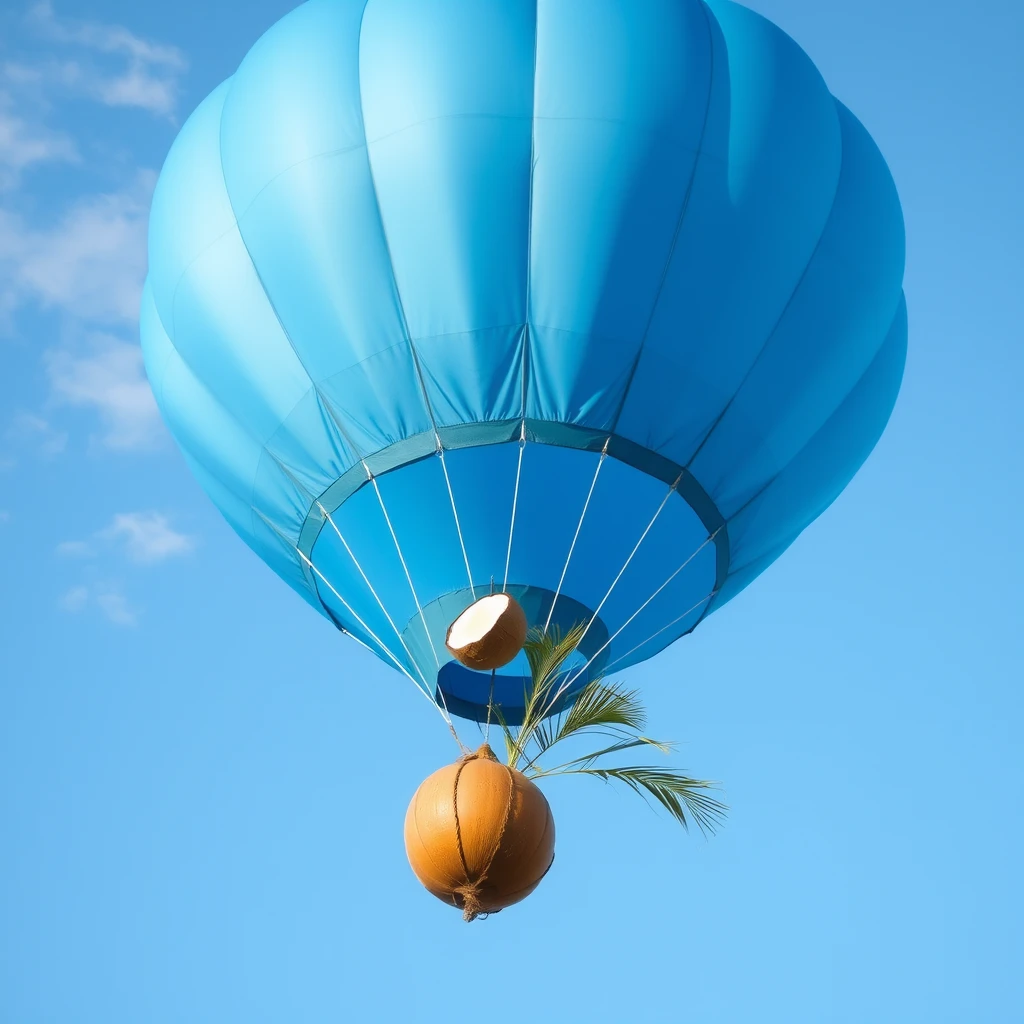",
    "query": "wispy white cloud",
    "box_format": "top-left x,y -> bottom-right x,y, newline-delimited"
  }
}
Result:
91,64 -> 179,117
58,581 -> 138,625
58,583 -> 89,612
58,511 -> 194,566
5,56 -> 181,120
100,511 -> 194,564
0,171 -> 152,326
55,510 -> 192,626
45,334 -> 162,450
22,2 -> 187,118
0,6 -> 181,457
5,411 -> 67,456
27,3 -> 185,69
0,92 -> 78,188
55,538 -> 93,558
94,585 -> 138,626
